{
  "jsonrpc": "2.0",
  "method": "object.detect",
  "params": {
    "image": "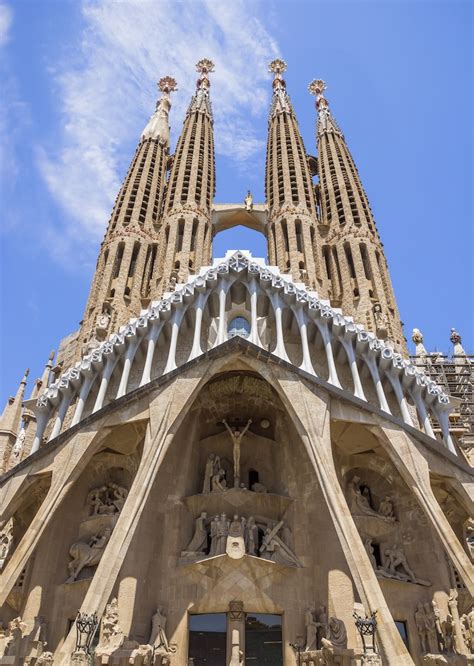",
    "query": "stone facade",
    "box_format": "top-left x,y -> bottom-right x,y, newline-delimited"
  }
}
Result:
0,59 -> 472,666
